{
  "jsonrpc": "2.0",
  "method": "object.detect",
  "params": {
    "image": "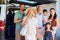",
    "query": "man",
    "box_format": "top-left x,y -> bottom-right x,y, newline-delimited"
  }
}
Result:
14,3 -> 25,40
36,6 -> 43,40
